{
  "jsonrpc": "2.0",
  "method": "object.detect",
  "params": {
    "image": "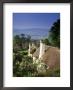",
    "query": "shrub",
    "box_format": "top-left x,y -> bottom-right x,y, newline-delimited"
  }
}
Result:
45,68 -> 60,77
13,52 -> 38,77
